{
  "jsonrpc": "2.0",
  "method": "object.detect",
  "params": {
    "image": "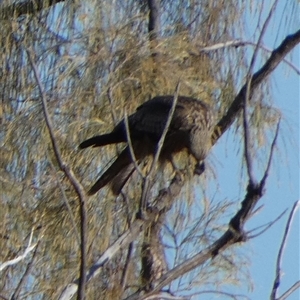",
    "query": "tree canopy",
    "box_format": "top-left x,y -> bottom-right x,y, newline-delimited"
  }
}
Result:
0,1 -> 299,299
